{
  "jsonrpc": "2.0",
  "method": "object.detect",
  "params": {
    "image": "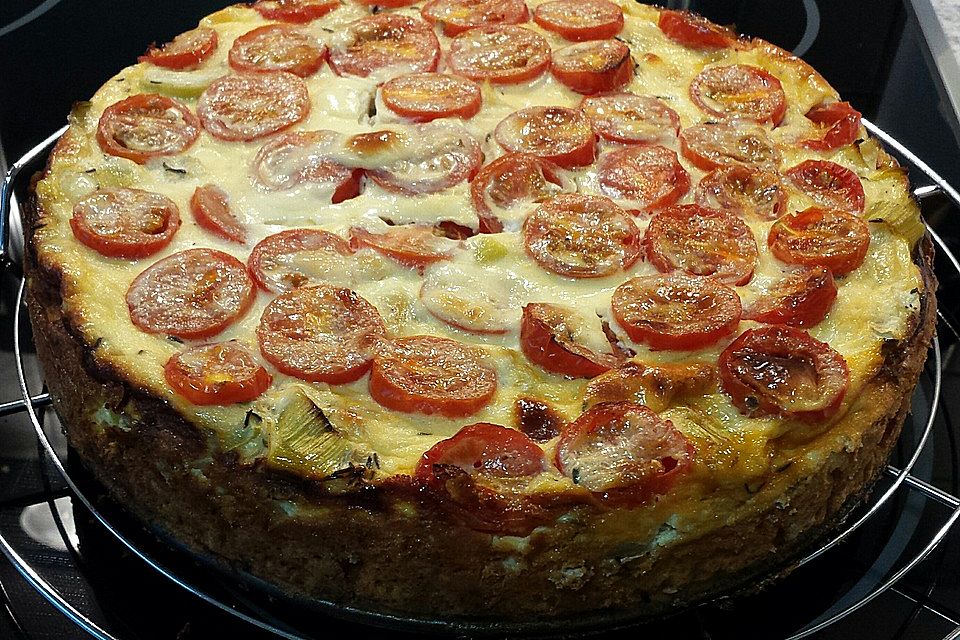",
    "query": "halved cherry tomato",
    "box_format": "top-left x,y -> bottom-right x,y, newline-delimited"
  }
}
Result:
127,249 -> 255,339
495,106 -> 596,168
746,266 -> 837,328
71,188 -> 180,259
258,284 -> 387,384
801,101 -> 862,151
419,264 -> 512,334
644,204 -> 758,285
380,73 -> 481,122
523,194 -> 641,278
198,72 -> 309,142
768,207 -> 870,276
252,0 -> 339,23
417,422 -> 546,483
228,24 -> 326,78
719,326 -> 849,422
253,130 -> 361,202
597,145 -> 690,211
421,0 -> 529,37
679,123 -> 781,172
365,124 -> 483,194
165,341 -> 271,406
580,93 -> 680,145
690,64 -> 786,125
555,401 -> 693,504
139,27 -> 218,70
369,336 -> 497,417
328,14 -> 439,78
695,165 -> 787,221
470,153 -> 565,233
190,185 -> 246,244
448,26 -> 550,85
96,94 -> 200,164
785,159 -> 865,213
357,0 -> 417,7
534,0 -> 623,41
521,303 -> 618,378
350,225 -> 456,268
612,273 -> 742,350
551,40 -> 633,95
248,228 -> 354,292
658,9 -> 735,49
